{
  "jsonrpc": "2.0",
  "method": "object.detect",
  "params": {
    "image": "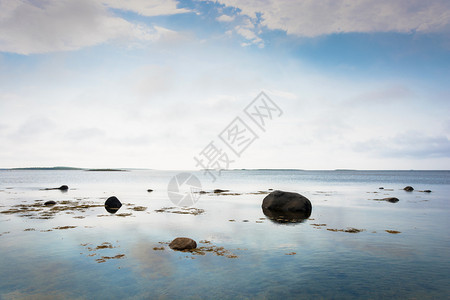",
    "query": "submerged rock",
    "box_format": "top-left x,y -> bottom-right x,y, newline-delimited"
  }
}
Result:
422,190 -> 432,193
403,186 -> 414,191
214,189 -> 229,193
384,197 -> 399,203
104,196 -> 122,214
169,237 -> 197,250
43,185 -> 69,191
372,197 -> 399,203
